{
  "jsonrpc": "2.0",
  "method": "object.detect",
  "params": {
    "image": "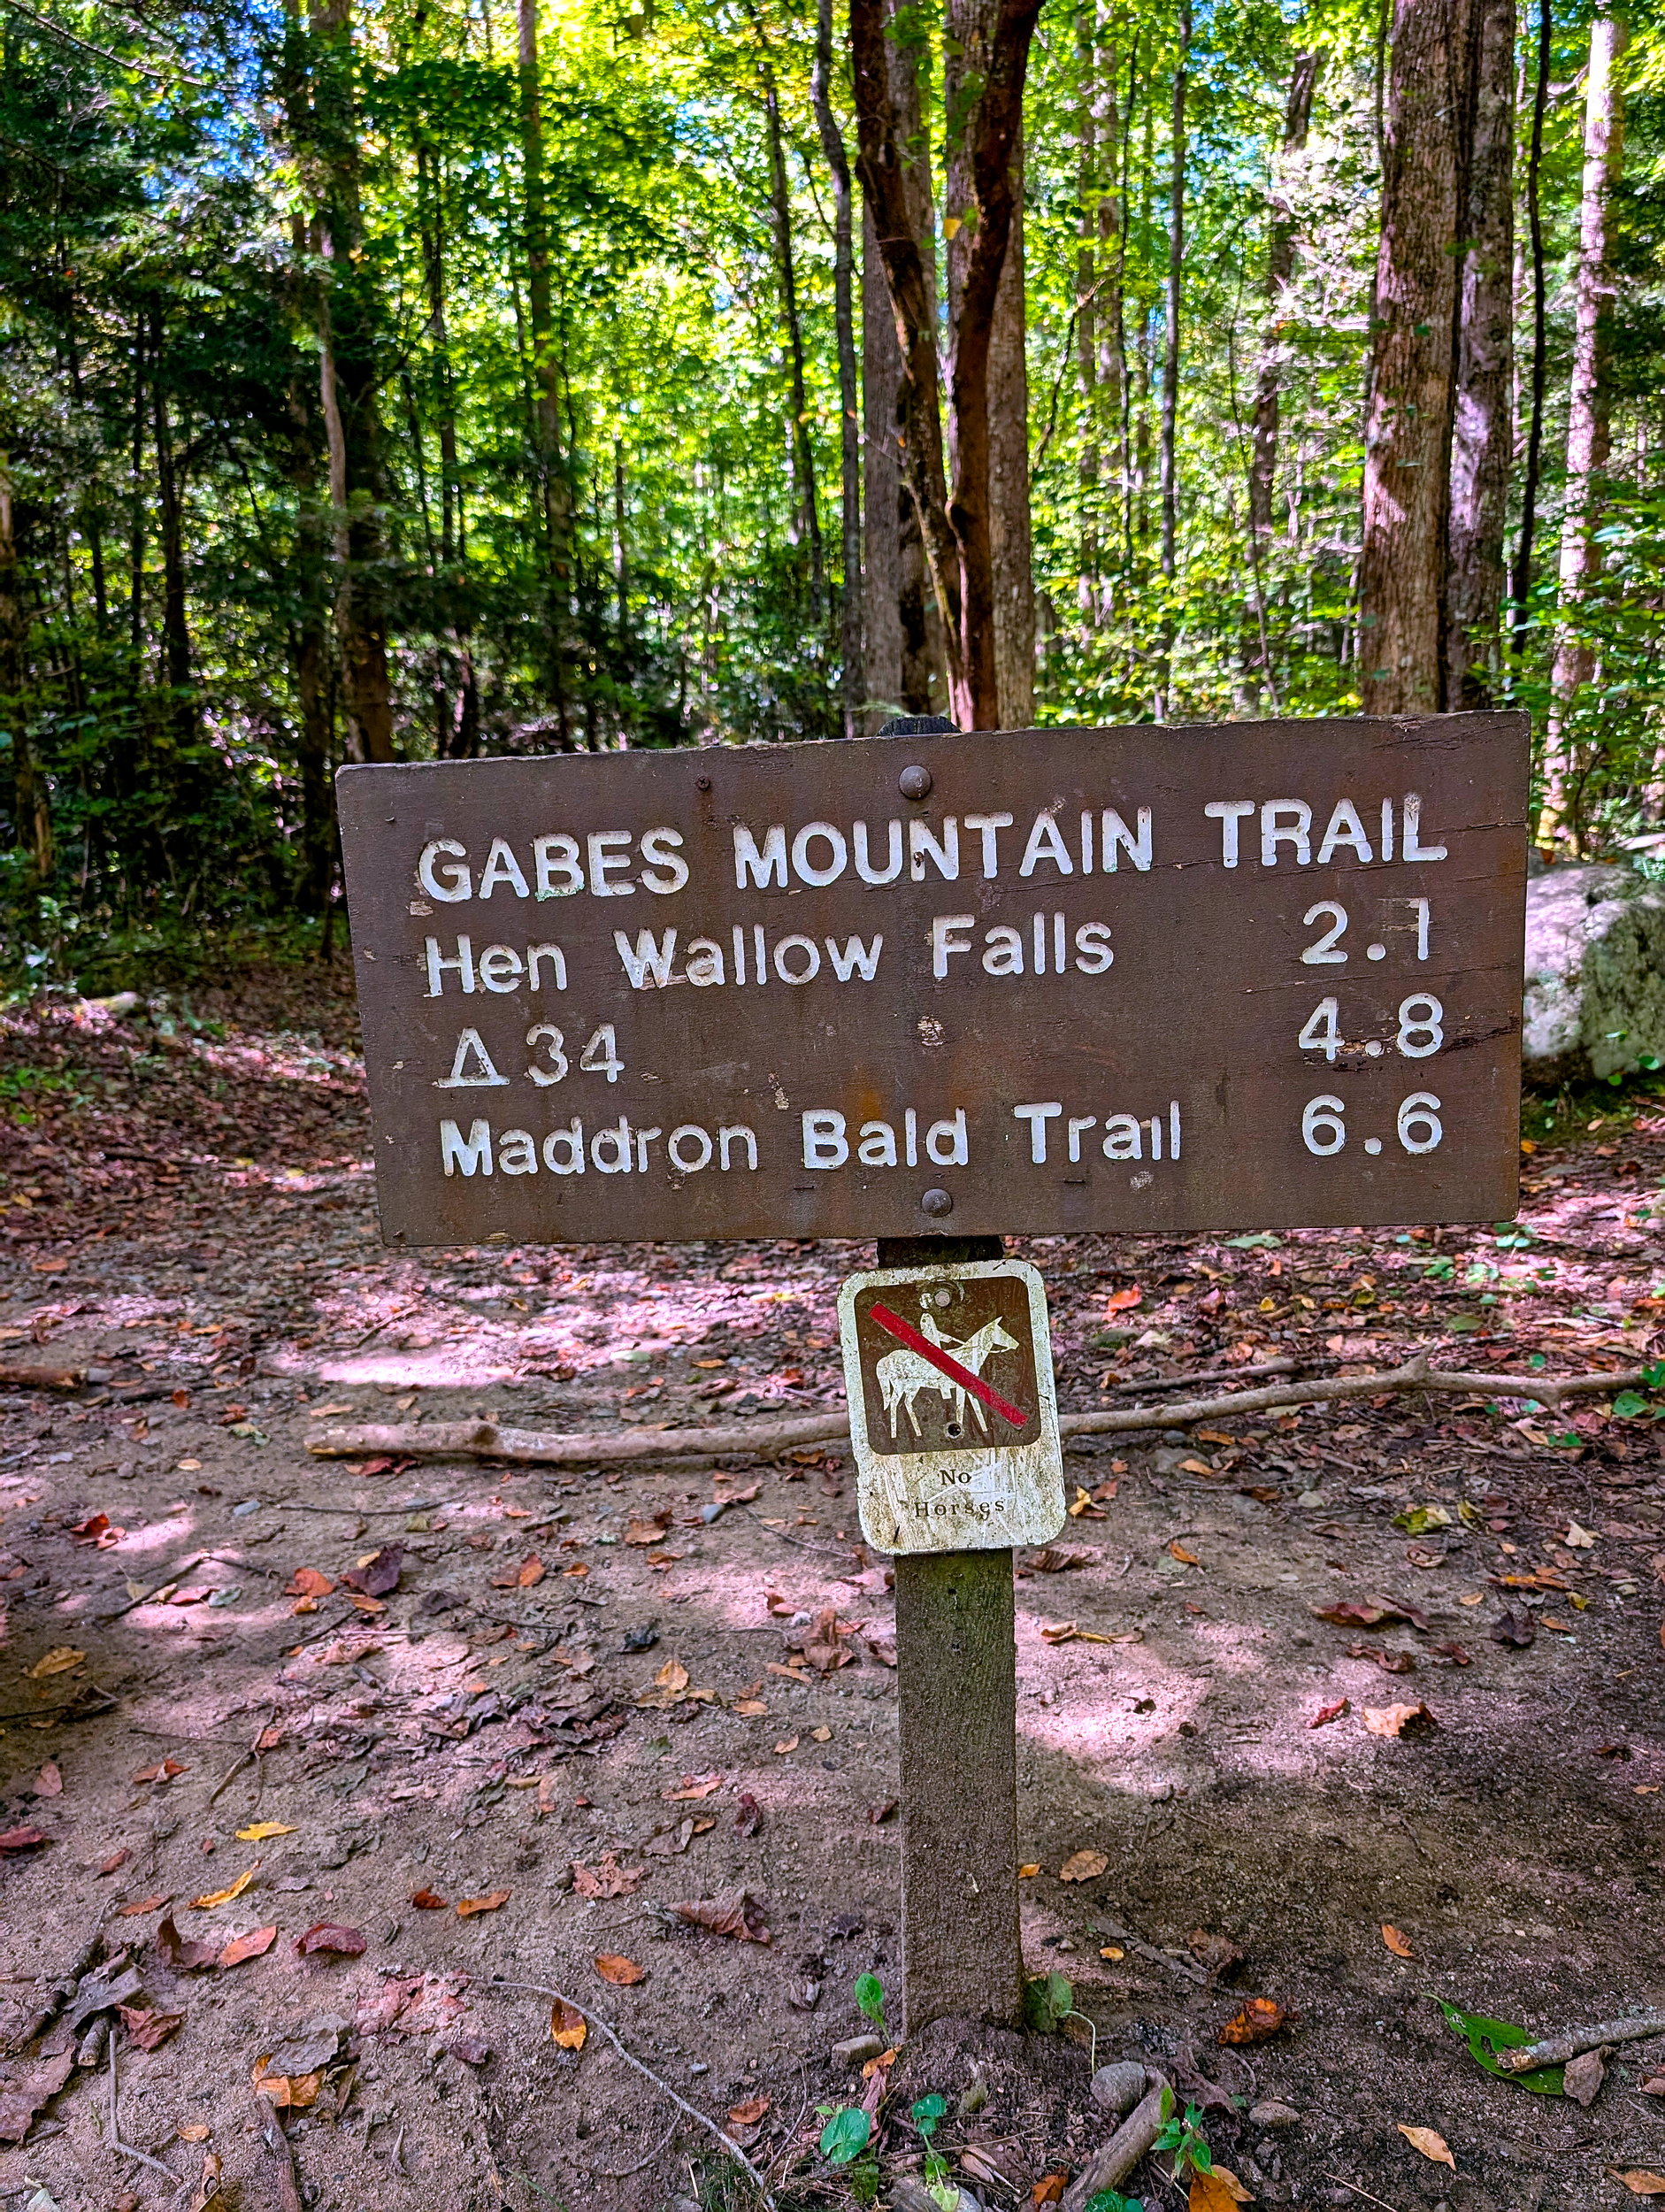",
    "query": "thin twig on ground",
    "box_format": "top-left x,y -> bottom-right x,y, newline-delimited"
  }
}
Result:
1324,2172 -> 1403,2212
107,2038 -> 188,2197
581,2119 -> 681,2177
1497,2011 -> 1665,2071
491,1978 -> 777,2206
1091,1916 -> 1208,1987
1107,1356 -> 1305,1394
